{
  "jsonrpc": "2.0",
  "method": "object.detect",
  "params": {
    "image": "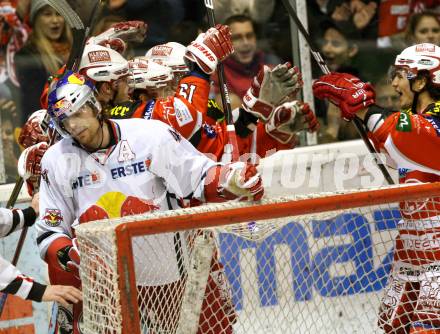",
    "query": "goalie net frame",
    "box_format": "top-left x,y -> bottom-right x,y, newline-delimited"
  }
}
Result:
76,182 -> 440,334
